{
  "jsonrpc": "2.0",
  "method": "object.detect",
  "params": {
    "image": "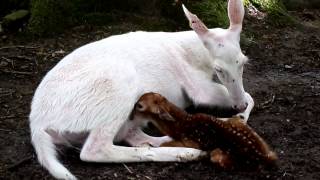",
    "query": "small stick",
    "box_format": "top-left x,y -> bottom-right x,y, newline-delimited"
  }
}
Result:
144,175 -> 152,180
258,94 -> 275,109
0,45 -> 39,50
8,55 -> 33,61
122,163 -> 133,174
0,115 -> 16,120
0,93 -> 13,98
0,128 -> 12,132
0,70 -> 34,75
8,156 -> 33,171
